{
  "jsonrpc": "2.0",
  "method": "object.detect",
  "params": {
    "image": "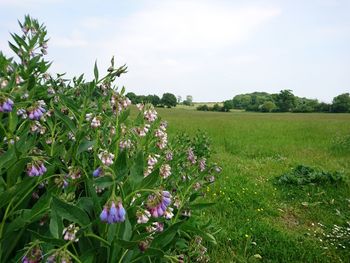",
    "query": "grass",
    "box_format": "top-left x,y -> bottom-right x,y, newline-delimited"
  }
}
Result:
156,108 -> 350,262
